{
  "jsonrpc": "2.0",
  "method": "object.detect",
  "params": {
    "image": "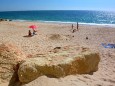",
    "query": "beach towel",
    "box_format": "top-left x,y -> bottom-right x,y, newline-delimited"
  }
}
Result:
102,43 -> 115,48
